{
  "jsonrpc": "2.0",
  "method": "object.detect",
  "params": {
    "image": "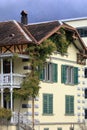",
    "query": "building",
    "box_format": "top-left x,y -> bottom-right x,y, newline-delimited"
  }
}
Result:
62,17 -> 87,46
0,11 -> 87,130
62,18 -> 87,124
